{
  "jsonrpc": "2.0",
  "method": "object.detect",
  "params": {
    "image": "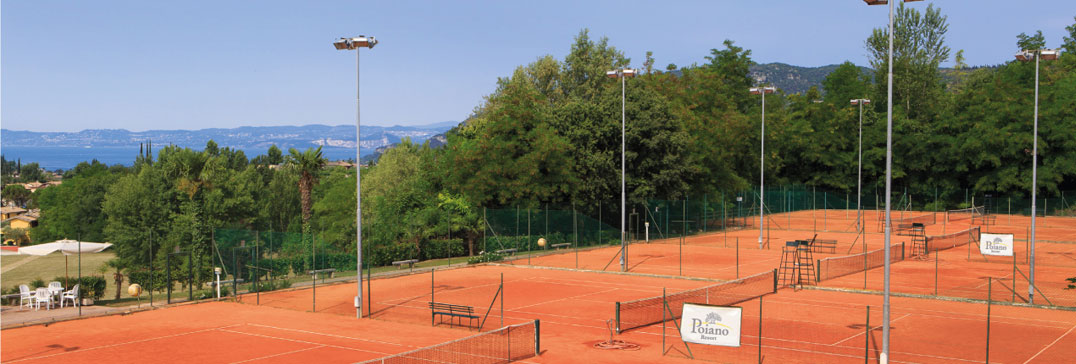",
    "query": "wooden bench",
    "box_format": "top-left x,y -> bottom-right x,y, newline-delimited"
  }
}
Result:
811,239 -> 837,254
392,259 -> 419,270
307,269 -> 336,280
428,301 -> 478,329
551,243 -> 571,250
977,215 -> 996,226
209,278 -> 245,287
495,248 -> 518,256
